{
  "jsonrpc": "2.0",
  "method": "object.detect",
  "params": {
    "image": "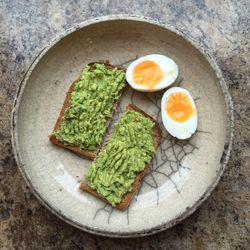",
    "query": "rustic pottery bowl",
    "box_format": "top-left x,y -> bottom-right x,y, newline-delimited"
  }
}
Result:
11,15 -> 233,237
